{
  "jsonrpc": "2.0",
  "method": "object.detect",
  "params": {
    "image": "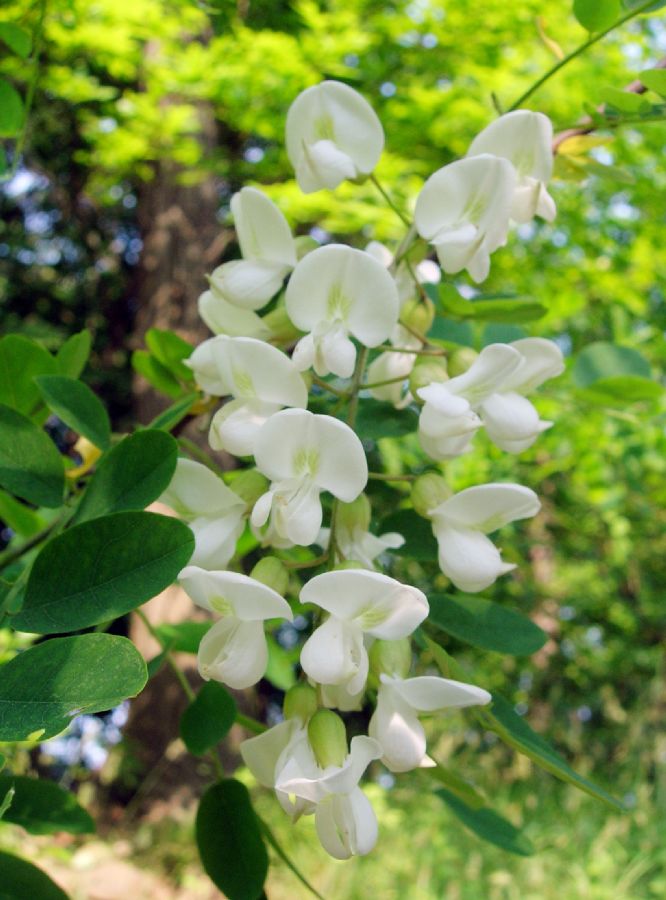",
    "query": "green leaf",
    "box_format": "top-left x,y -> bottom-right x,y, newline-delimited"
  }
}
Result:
481,323 -> 527,346
0,852 -> 69,899
380,509 -> 438,561
0,784 -> 14,819
423,764 -> 486,809
572,341 -> 652,386
180,682 -> 237,756
72,430 -> 178,525
13,511 -> 194,634
196,779 -> 269,900
146,391 -> 199,432
482,695 -> 624,810
0,634 -> 147,742
601,86 -> 650,113
56,331 -> 92,379
0,23 -> 32,58
153,620 -> 210,653
428,593 -> 548,656
0,489 -> 43,536
0,78 -> 24,137
0,334 -> 57,416
36,375 -> 111,450
579,374 -> 663,405
355,398 -> 419,440
132,349 -> 183,397
640,68 -> 666,96
0,404 -> 65,508
0,752 -> 5,773
145,328 -> 195,381
433,285 -> 547,324
436,788 -> 535,855
573,0 -> 621,31
0,775 -> 94,835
